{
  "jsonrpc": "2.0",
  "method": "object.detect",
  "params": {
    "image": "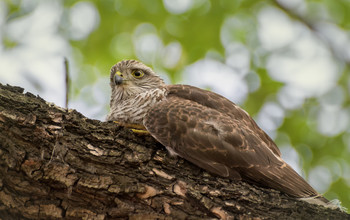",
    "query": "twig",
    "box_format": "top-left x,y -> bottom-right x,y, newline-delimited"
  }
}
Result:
64,57 -> 69,109
273,0 -> 350,66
